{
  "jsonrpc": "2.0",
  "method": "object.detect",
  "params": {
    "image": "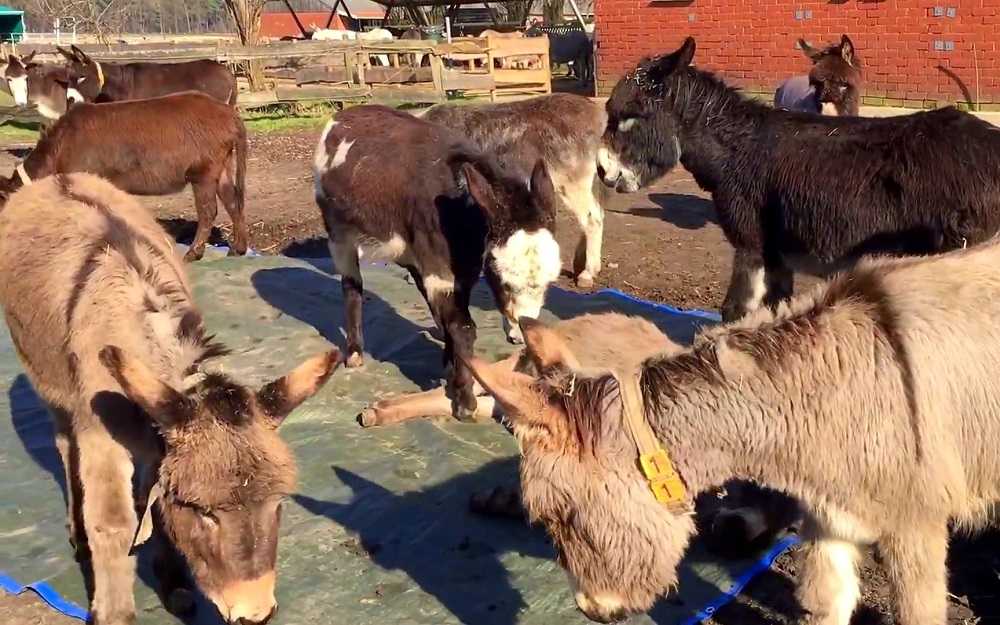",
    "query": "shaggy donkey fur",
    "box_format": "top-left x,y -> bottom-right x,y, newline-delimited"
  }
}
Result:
468,240 -> 1000,625
0,174 -> 338,625
774,35 -> 862,116
421,94 -> 609,287
598,37 -> 1000,322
